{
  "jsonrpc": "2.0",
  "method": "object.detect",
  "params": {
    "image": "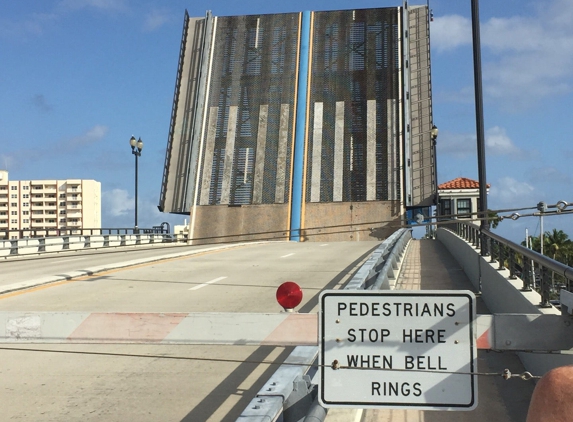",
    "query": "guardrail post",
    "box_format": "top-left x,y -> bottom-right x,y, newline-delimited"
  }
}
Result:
103,235 -> 109,247
63,236 -> 70,250
136,234 -> 141,245
283,375 -> 314,422
84,236 -> 90,249
120,235 -> 126,247
38,238 -> 45,253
